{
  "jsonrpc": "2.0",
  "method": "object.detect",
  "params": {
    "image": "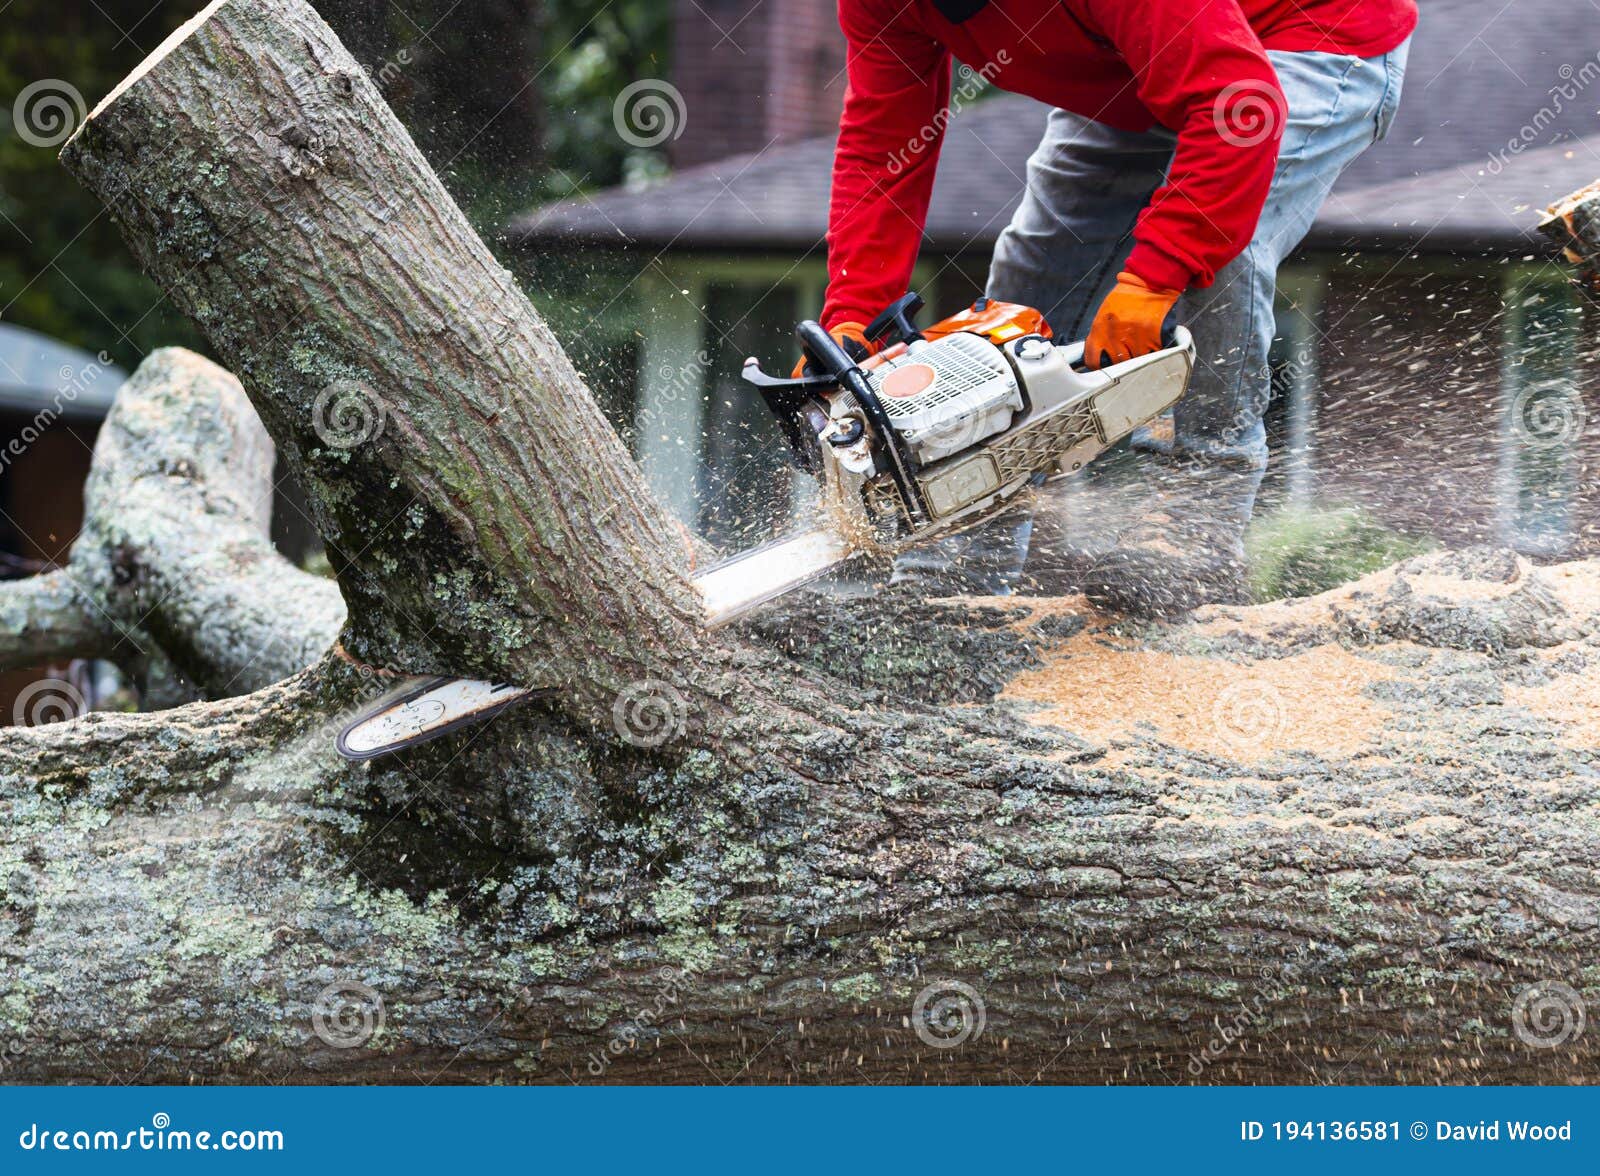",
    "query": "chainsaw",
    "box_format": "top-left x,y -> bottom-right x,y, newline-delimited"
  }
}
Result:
336,290 -> 1194,759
